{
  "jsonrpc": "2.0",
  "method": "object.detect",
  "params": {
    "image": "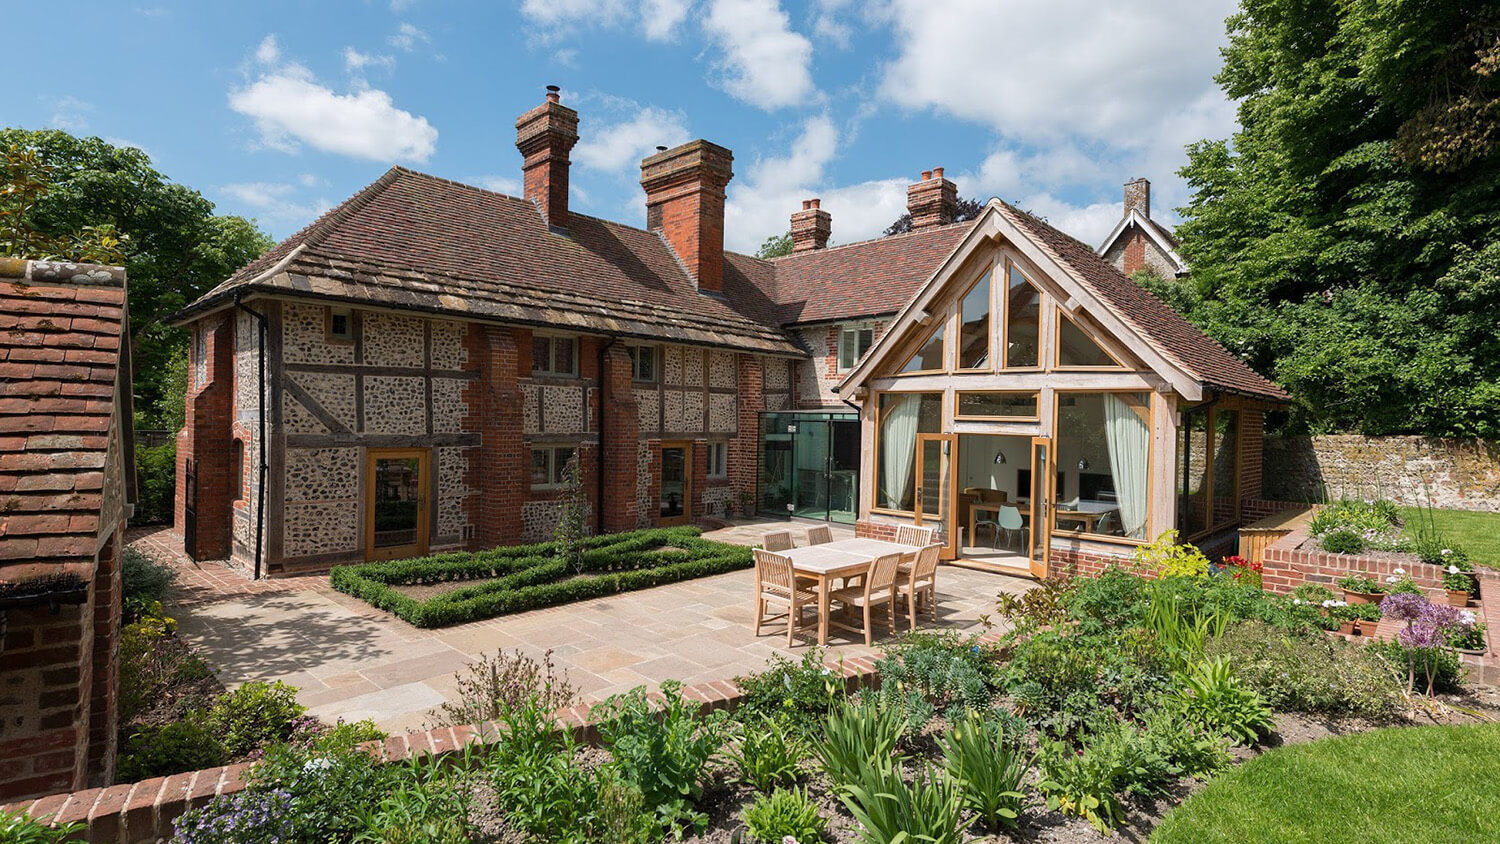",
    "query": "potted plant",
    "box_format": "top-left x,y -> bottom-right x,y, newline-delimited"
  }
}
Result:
1326,601 -> 1357,635
1448,616 -> 1486,655
1348,602 -> 1382,637
737,489 -> 755,519
1337,574 -> 1384,605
